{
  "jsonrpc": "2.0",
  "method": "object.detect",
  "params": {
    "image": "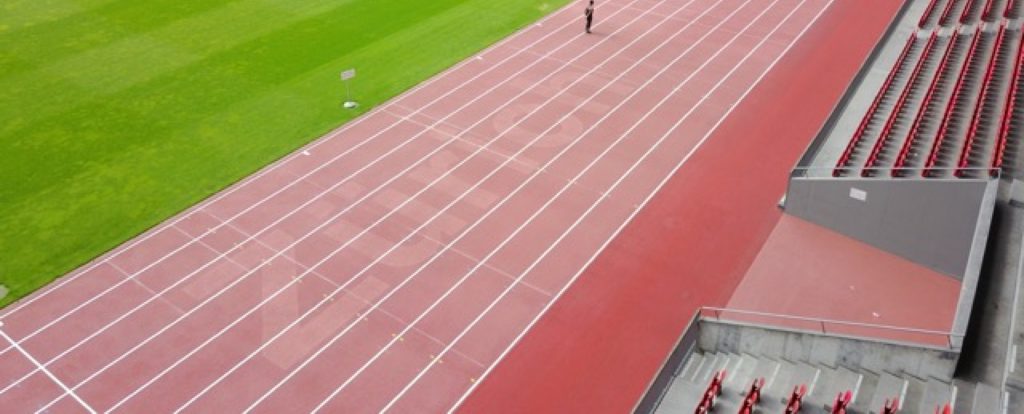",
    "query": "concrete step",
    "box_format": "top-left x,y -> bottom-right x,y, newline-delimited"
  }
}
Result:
805,363 -> 837,411
919,378 -> 956,414
725,354 -> 759,393
716,354 -> 779,414
760,358 -> 798,412
969,382 -> 1002,414
850,368 -> 879,412
820,366 -> 864,412
901,374 -> 928,414
868,372 -> 909,414
778,361 -> 822,408
655,374 -> 705,414
677,352 -> 704,382
953,380 -> 975,414
713,354 -> 749,414
691,352 -> 725,385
